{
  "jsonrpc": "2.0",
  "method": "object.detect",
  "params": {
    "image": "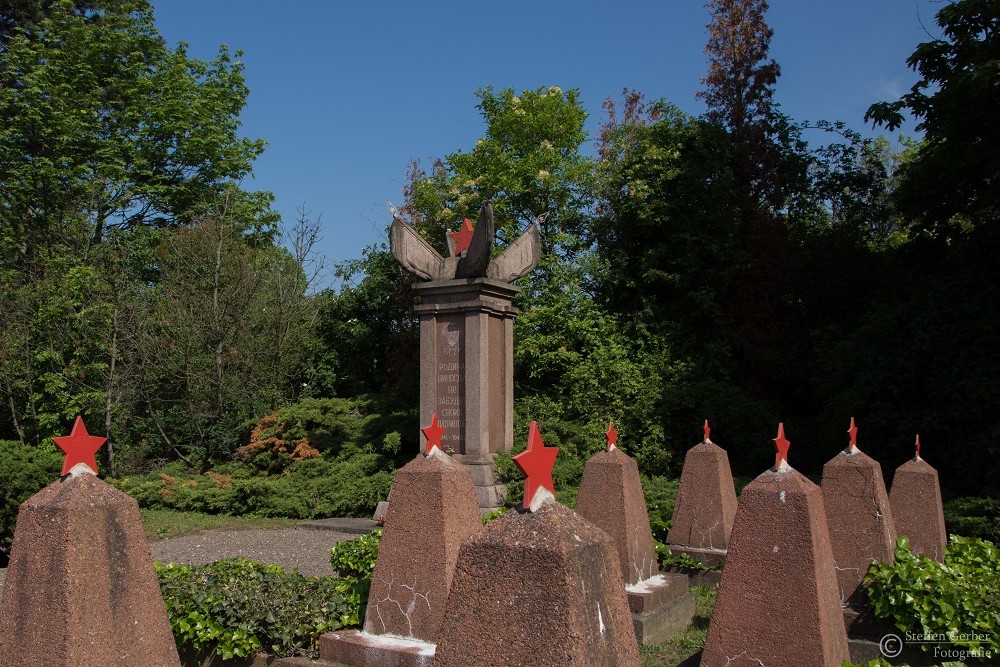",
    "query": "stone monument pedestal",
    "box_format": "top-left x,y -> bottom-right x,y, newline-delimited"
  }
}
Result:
434,501 -> 641,667
319,451 -> 481,667
412,278 -> 519,511
889,455 -> 947,562
666,436 -> 738,569
576,446 -> 695,644
0,472 -> 181,667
